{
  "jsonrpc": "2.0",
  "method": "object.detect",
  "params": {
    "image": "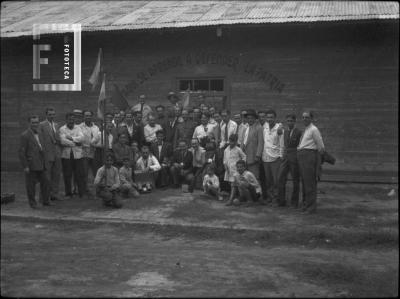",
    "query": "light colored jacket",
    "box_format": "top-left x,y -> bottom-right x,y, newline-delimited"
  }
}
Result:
59,124 -> 84,159
135,155 -> 161,172
242,122 -> 264,165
